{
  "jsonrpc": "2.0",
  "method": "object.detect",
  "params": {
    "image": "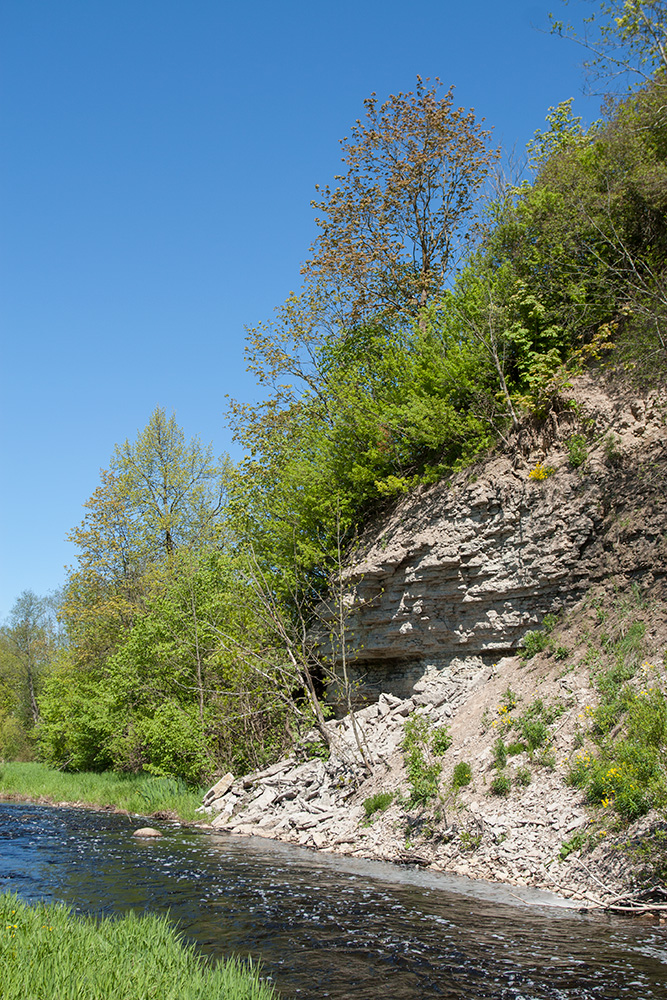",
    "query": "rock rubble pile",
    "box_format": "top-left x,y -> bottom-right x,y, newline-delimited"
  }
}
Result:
199,653 -> 636,907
